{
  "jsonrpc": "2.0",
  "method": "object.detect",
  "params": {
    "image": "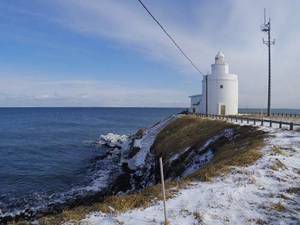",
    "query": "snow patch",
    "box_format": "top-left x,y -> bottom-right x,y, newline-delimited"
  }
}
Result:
169,147 -> 190,163
182,149 -> 214,177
